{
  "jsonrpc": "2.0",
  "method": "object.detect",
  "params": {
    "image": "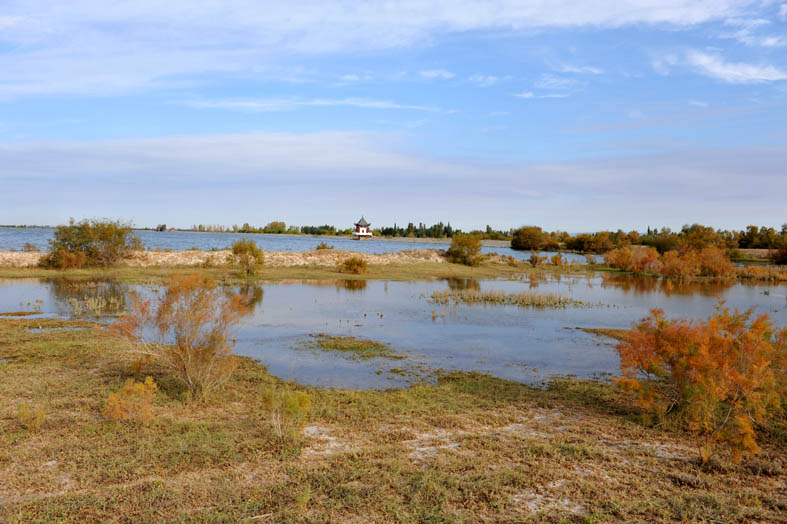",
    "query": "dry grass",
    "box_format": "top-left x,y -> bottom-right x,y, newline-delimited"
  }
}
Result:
0,318 -> 785,523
